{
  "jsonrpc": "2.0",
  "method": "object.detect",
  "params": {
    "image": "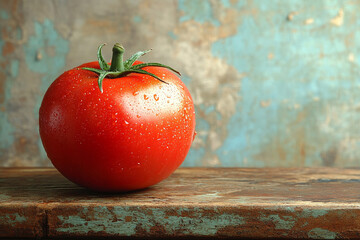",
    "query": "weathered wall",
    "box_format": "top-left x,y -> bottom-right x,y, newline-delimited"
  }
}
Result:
0,0 -> 359,167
